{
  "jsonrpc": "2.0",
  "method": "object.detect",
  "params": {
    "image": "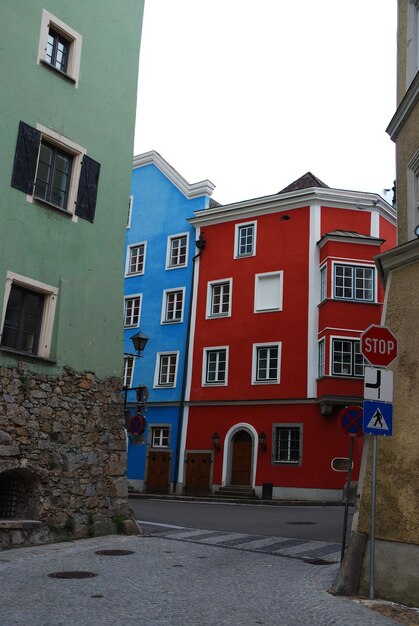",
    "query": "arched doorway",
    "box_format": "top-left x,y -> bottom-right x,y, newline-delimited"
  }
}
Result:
231,430 -> 253,486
